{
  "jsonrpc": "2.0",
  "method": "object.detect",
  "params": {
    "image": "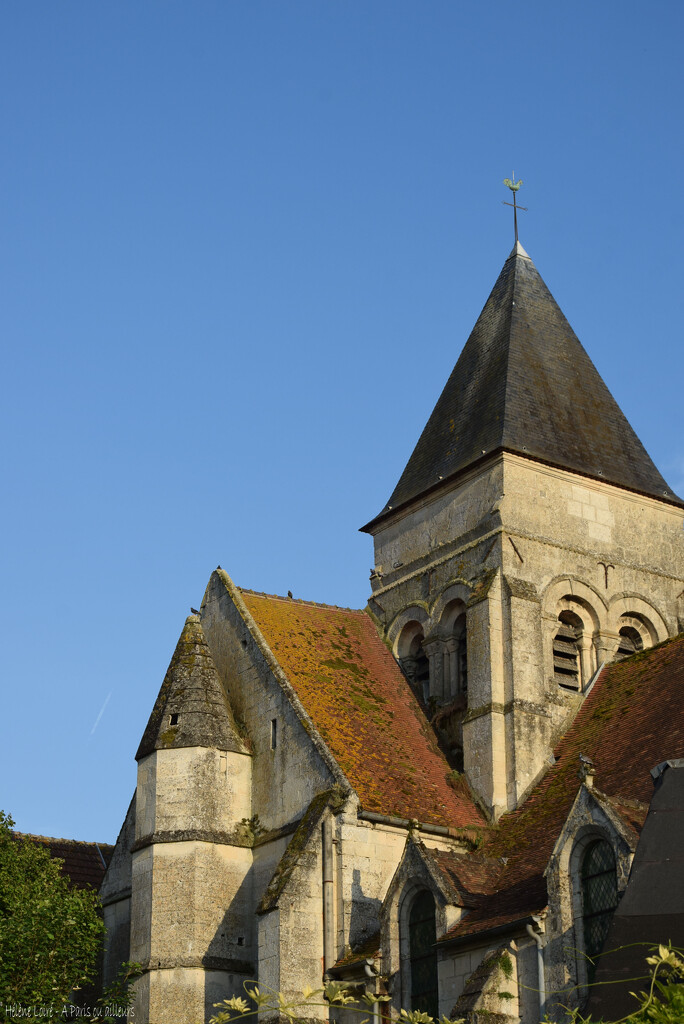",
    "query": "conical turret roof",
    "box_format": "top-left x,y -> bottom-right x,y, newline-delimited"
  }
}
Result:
136,614 -> 248,760
364,243 -> 680,529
